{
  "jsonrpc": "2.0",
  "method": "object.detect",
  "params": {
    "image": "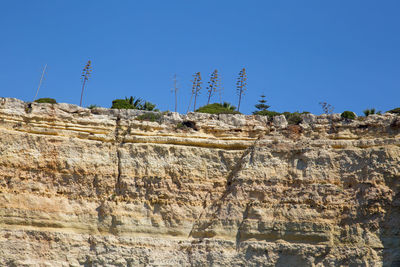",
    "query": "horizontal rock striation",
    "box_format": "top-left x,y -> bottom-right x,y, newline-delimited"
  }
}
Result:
0,97 -> 399,266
